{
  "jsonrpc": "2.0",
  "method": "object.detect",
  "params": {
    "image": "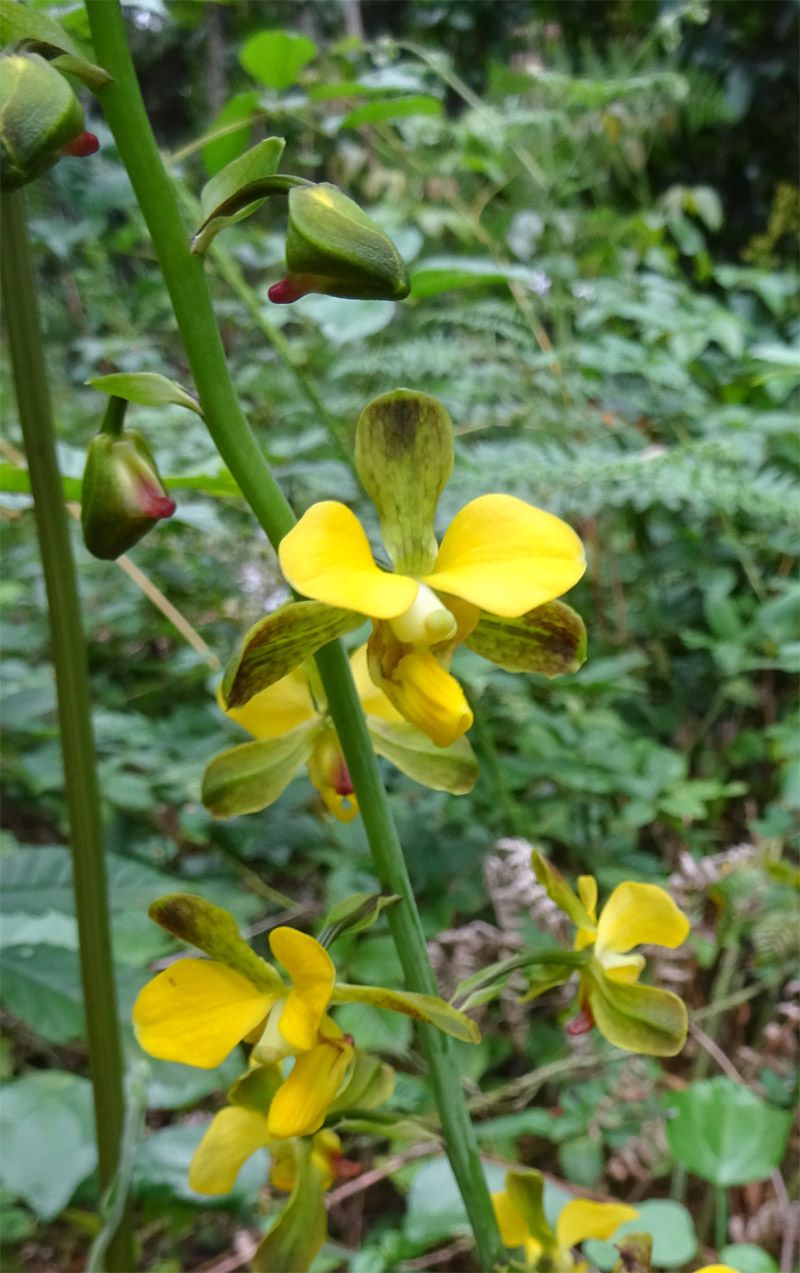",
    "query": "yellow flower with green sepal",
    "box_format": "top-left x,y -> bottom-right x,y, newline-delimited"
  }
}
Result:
133,893 -> 478,1141
203,644 -> 479,822
221,390 -> 587,750
533,852 -> 690,1056
491,1168 -> 638,1271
